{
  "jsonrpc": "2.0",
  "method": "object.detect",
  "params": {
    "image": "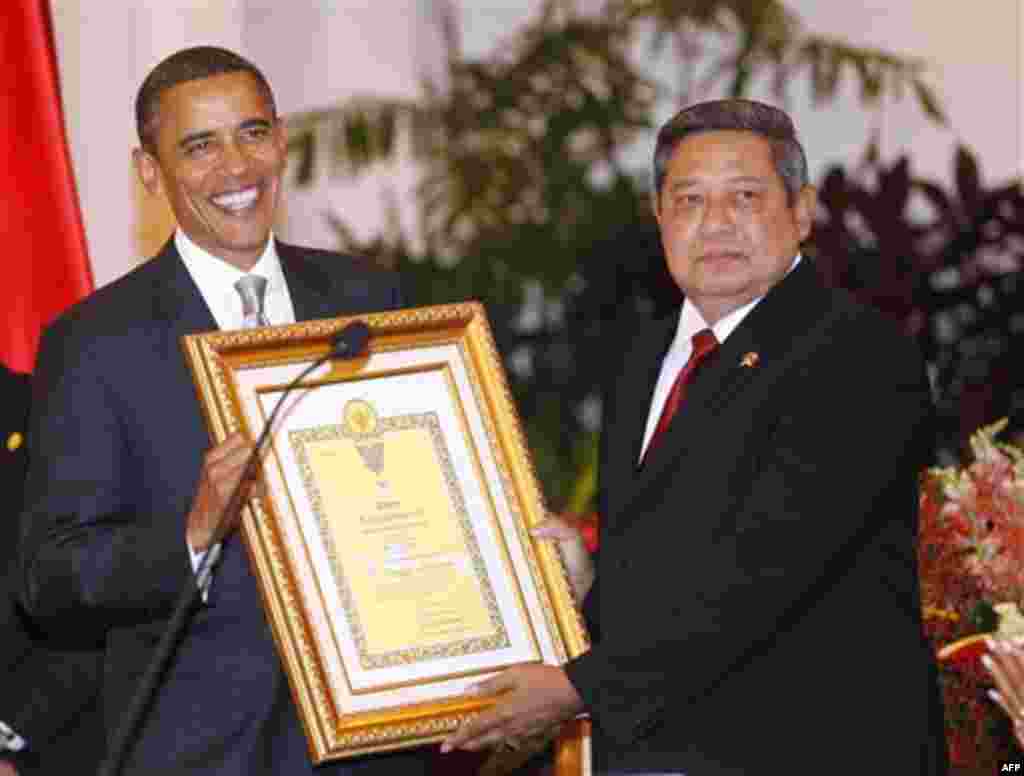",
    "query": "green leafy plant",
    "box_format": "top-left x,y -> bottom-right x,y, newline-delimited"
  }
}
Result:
287,0 -> 947,505
812,146 -> 1023,461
